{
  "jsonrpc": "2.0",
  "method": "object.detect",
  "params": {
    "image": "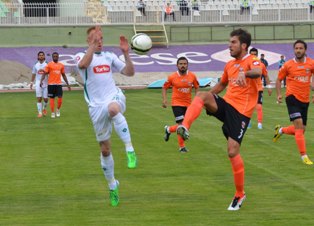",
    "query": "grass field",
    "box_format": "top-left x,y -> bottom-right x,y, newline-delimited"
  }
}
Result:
1,89 -> 314,226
